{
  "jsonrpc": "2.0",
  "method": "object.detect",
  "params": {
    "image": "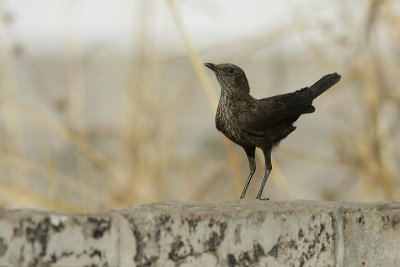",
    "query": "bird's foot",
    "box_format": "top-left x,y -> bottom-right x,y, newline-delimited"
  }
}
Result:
257,197 -> 269,201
